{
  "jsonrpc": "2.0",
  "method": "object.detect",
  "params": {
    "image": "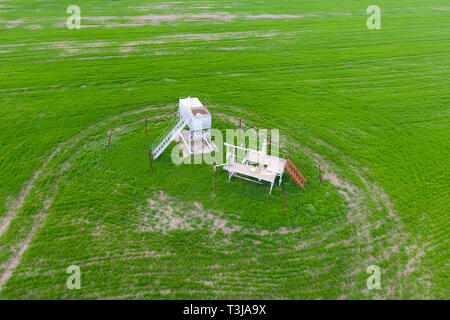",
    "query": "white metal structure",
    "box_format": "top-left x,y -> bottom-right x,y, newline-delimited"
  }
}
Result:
179,97 -> 211,132
151,97 -> 213,159
216,142 -> 287,194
